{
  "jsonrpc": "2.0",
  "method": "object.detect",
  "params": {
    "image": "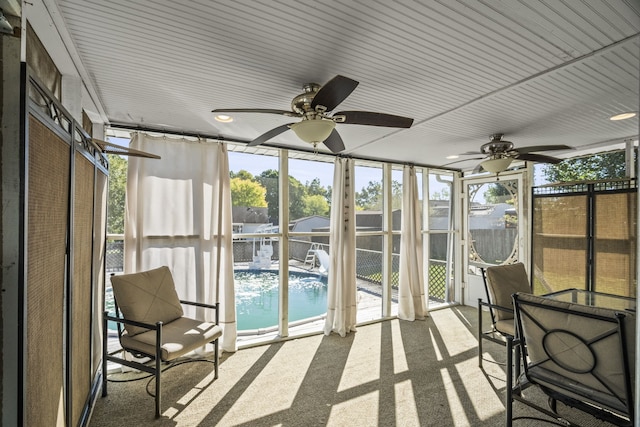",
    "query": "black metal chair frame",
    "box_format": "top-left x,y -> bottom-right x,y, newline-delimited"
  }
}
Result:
506,294 -> 634,427
102,298 -> 220,418
477,267 -> 519,372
